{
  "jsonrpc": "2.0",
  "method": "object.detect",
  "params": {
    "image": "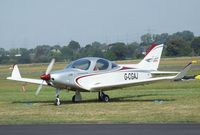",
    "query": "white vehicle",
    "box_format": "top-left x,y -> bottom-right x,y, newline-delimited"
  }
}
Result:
7,44 -> 192,105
